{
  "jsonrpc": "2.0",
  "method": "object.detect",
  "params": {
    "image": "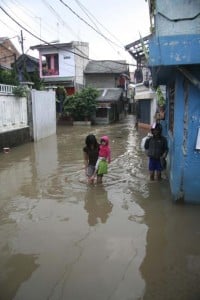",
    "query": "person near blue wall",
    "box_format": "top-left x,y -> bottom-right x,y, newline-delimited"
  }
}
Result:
144,123 -> 168,181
